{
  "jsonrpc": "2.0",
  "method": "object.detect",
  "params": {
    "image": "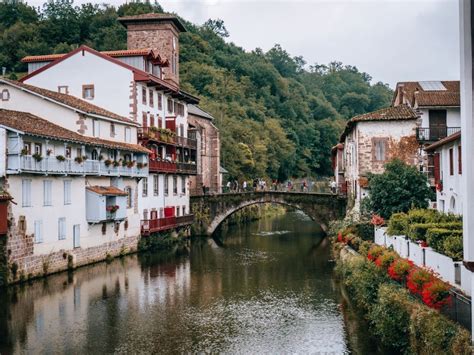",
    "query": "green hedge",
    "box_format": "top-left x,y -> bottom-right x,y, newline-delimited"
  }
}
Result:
337,253 -> 471,354
426,228 -> 463,257
443,234 -> 463,261
387,212 -> 408,236
407,222 -> 462,242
